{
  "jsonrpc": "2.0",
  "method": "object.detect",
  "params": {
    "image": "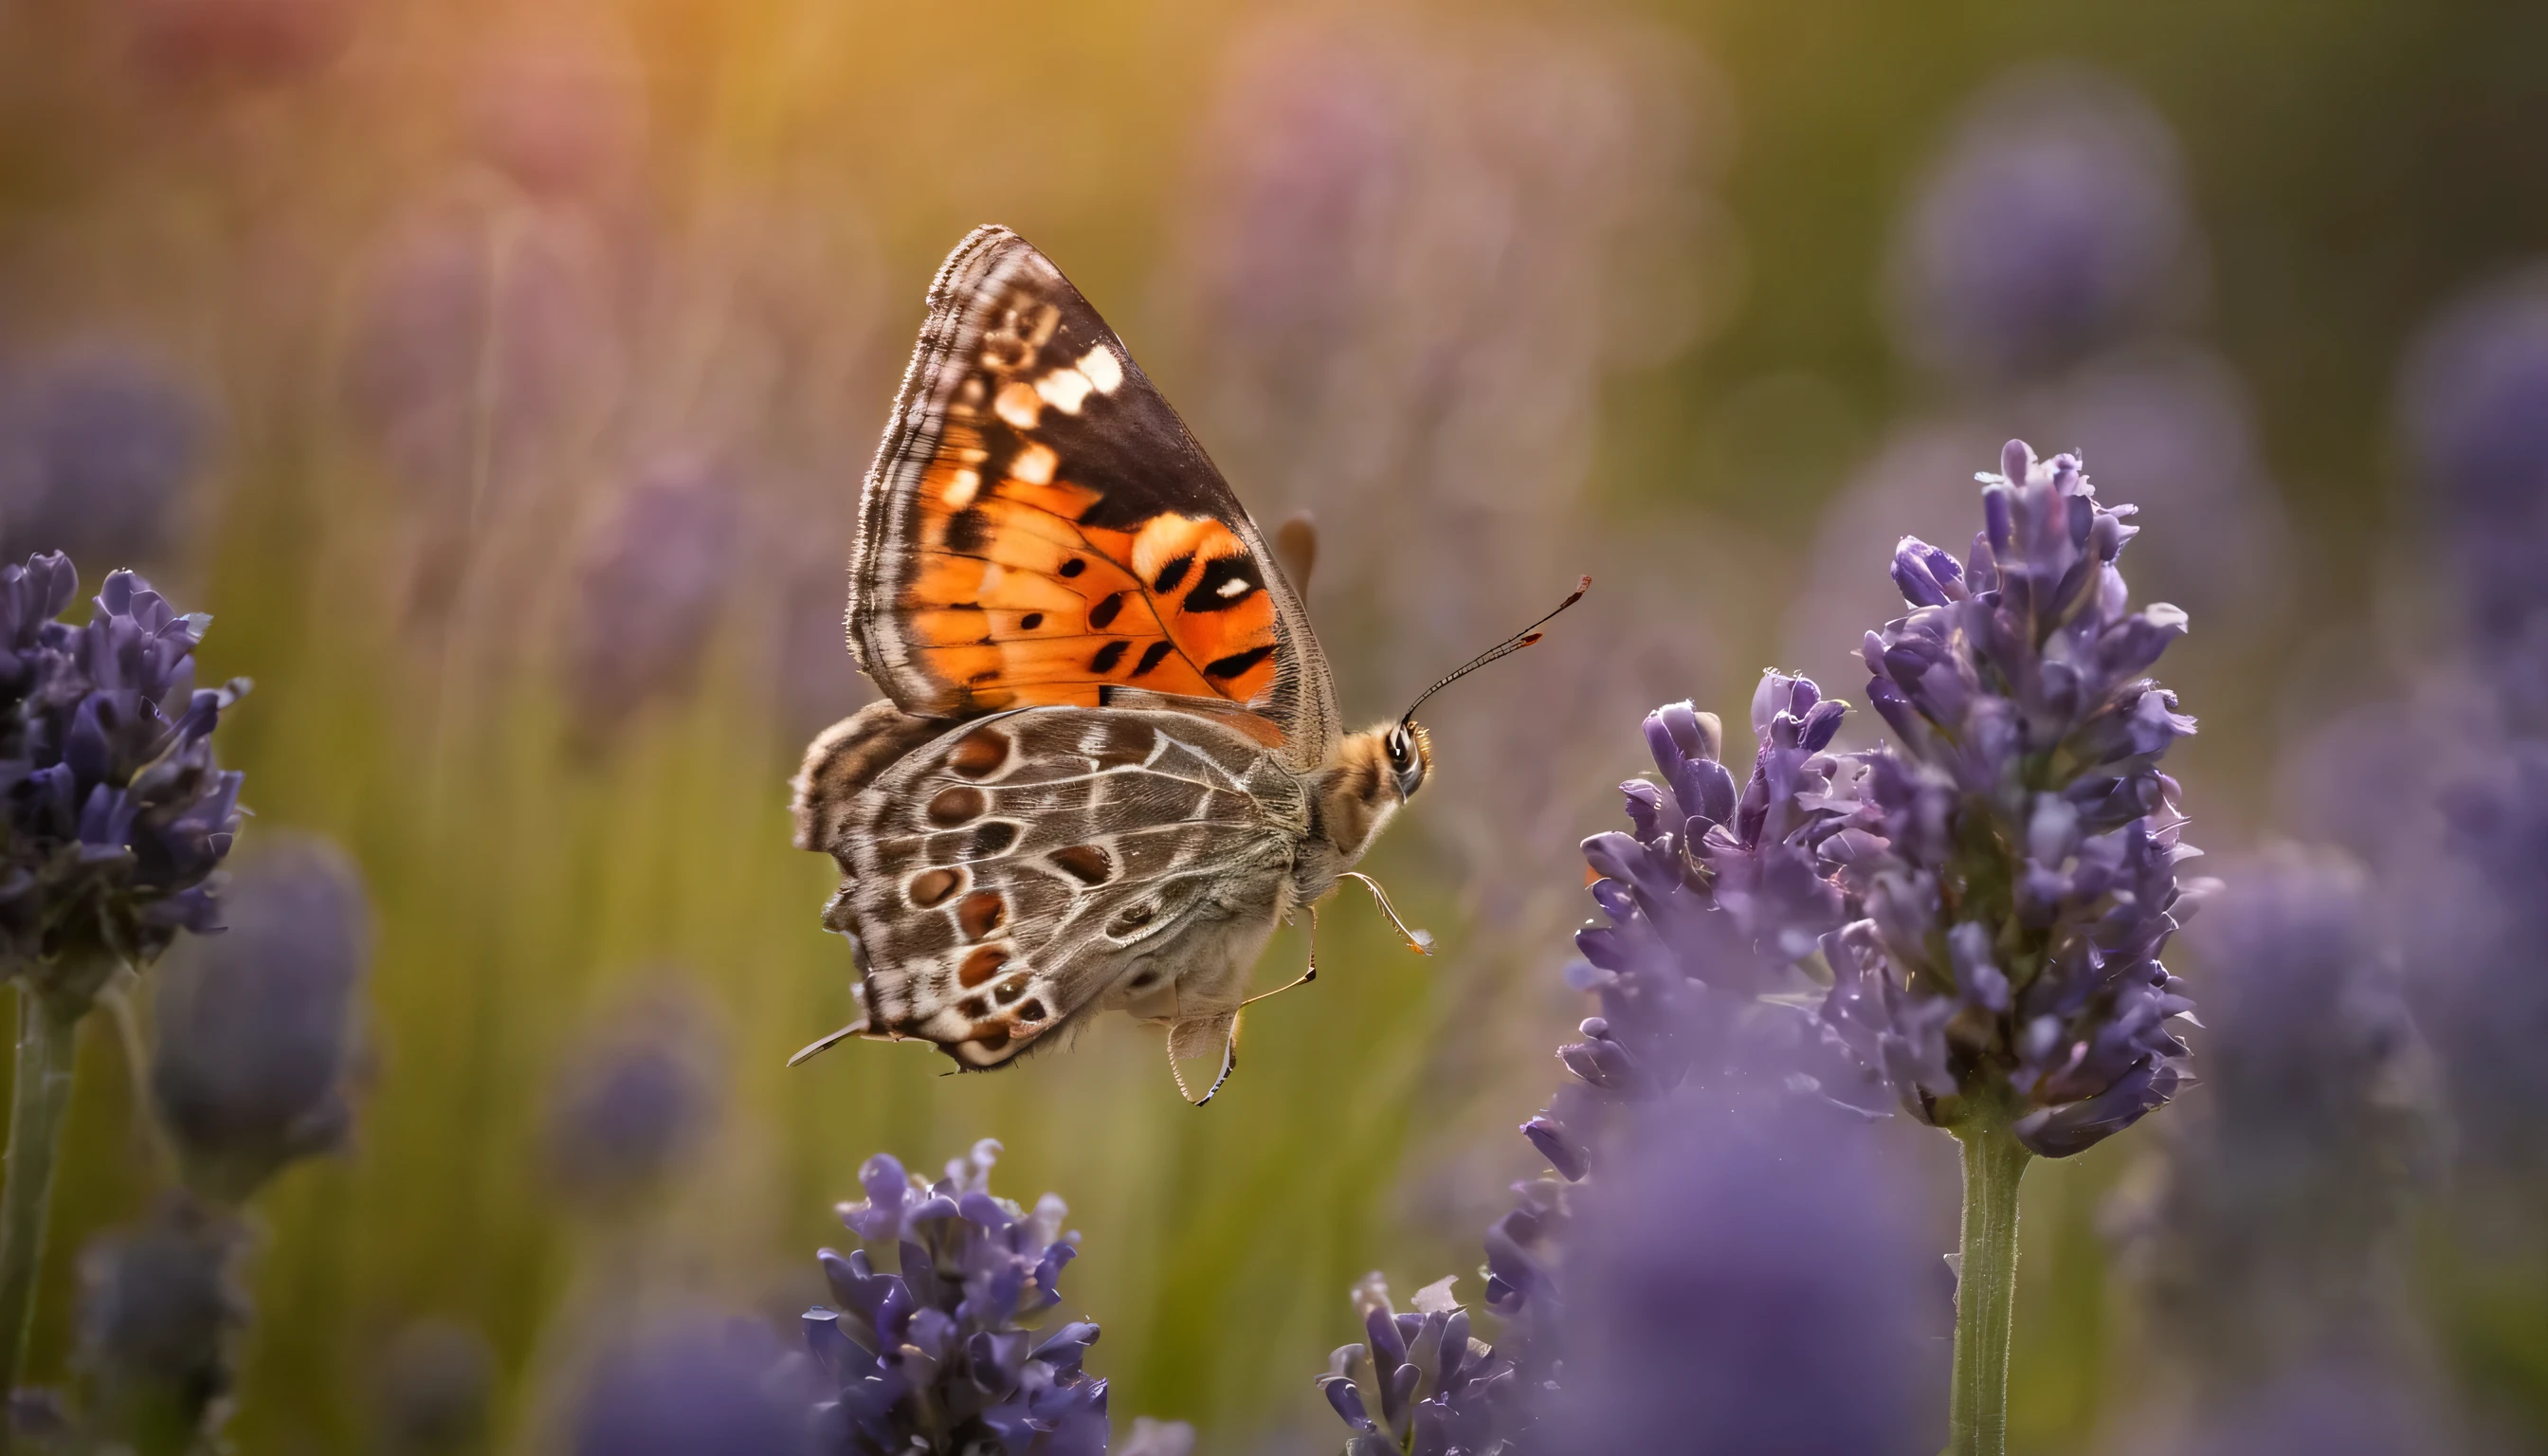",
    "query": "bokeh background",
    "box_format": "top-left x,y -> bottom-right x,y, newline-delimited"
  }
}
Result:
1,0 -> 2544,1449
